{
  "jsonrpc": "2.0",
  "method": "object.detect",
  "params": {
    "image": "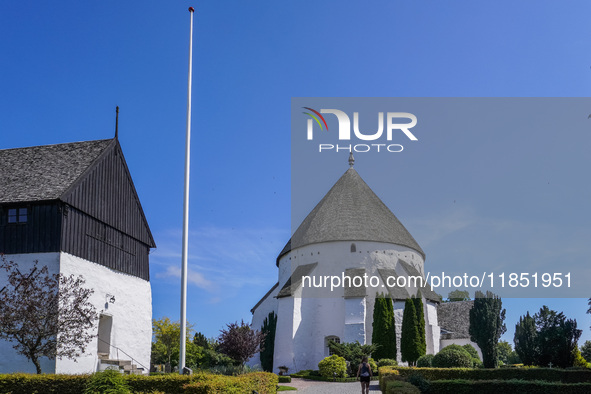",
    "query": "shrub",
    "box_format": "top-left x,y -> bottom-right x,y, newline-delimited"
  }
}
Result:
407,373 -> 430,392
441,344 -> 471,355
416,354 -> 434,367
84,369 -> 130,394
385,379 -> 420,394
378,367 -> 401,392
432,348 -> 473,368
462,344 -> 480,360
378,358 -> 398,367
327,340 -> 377,376
472,357 -> 483,368
318,355 -> 347,378
368,358 -> 378,375
289,369 -> 316,378
278,375 -> 291,383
